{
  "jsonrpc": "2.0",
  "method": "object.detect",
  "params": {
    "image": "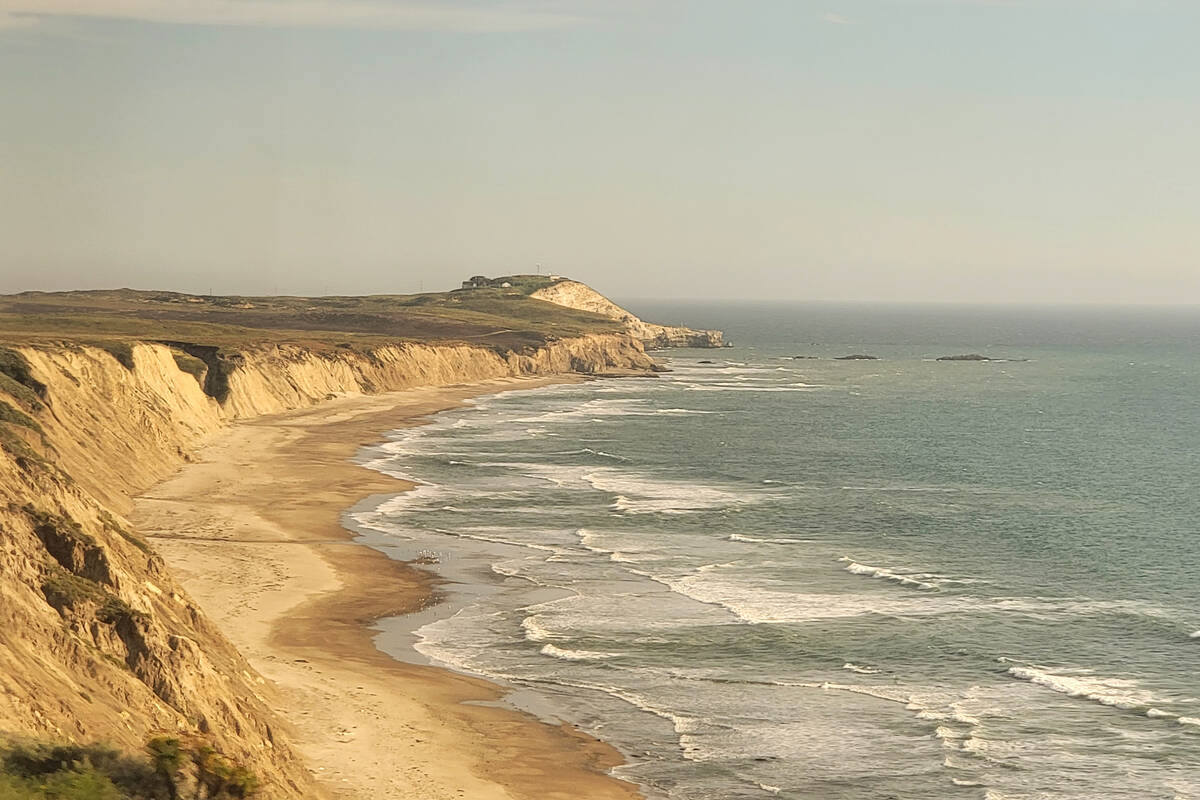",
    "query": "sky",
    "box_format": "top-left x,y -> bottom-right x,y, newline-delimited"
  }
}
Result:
1,0 -> 1198,303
